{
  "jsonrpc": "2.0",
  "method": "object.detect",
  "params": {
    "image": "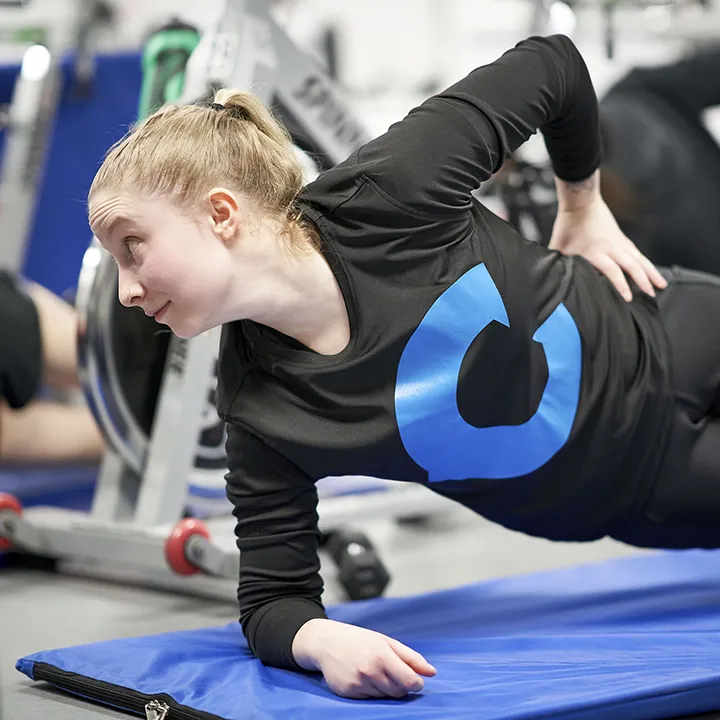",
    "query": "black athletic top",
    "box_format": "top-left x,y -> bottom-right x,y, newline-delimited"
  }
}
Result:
216,35 -> 674,671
